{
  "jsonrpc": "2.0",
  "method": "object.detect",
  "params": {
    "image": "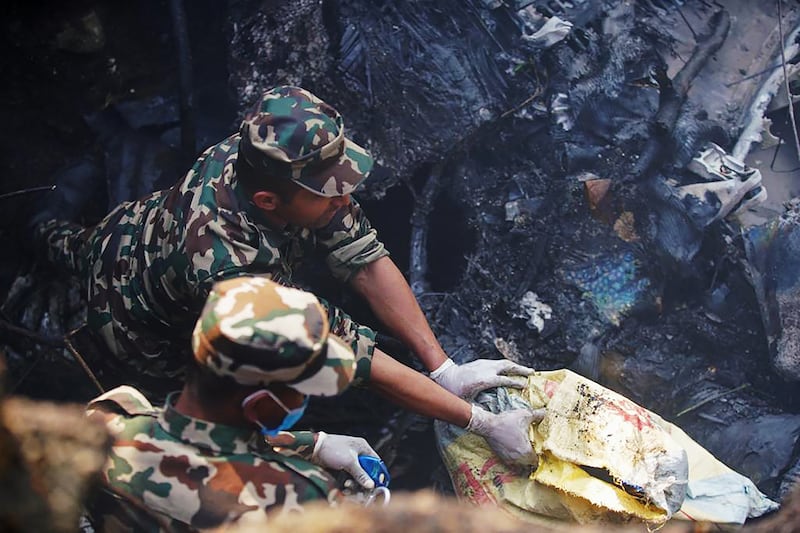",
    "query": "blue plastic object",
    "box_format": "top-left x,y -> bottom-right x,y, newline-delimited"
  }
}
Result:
358,455 -> 391,488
